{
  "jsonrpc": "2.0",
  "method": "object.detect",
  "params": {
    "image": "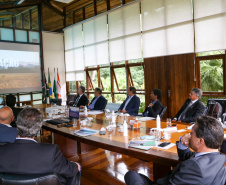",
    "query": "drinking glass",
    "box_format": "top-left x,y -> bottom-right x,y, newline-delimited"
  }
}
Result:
166,118 -> 172,127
